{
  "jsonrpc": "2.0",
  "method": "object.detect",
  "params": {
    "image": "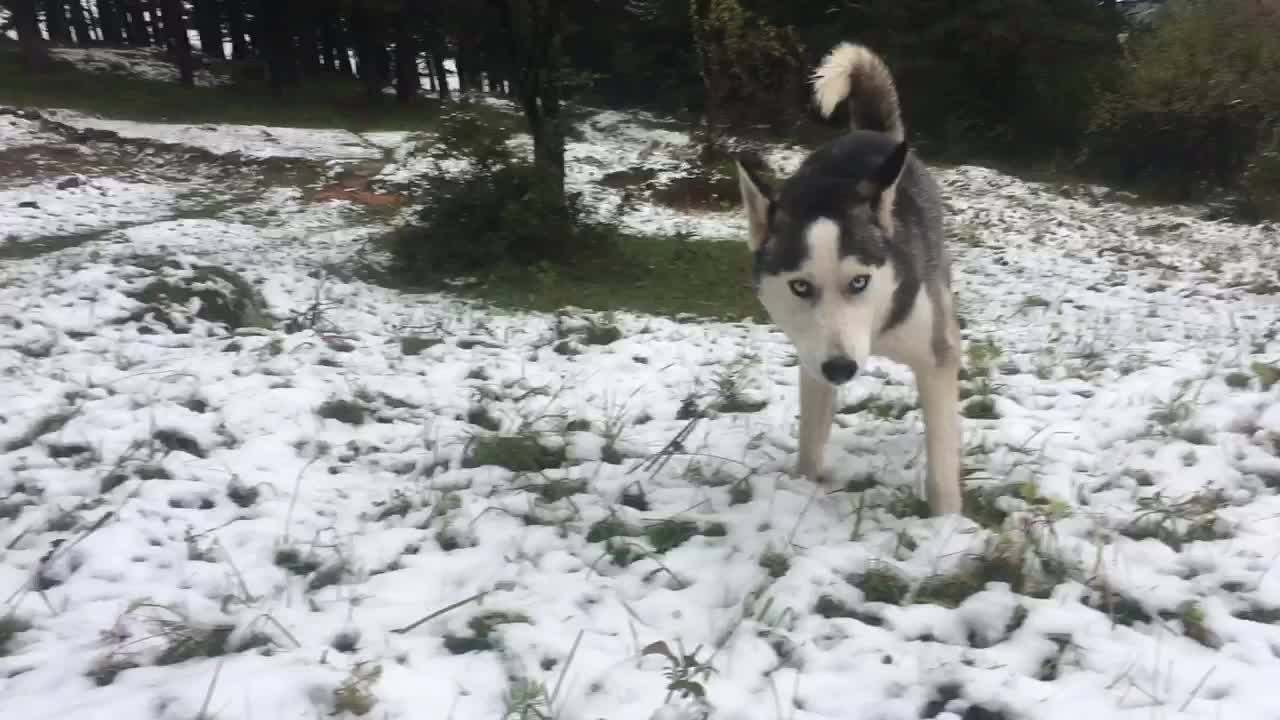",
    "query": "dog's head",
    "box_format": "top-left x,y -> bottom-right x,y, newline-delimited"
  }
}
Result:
737,135 -> 908,386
